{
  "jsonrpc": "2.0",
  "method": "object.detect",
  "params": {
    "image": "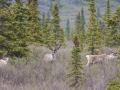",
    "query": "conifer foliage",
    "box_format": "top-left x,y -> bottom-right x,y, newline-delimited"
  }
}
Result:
28,0 -> 43,46
103,0 -> 120,47
66,36 -> 85,89
85,0 -> 103,54
74,12 -> 85,51
81,6 -> 86,31
96,7 -> 102,22
106,7 -> 120,89
103,0 -> 112,47
47,2 -> 64,50
107,7 -> 120,46
65,19 -> 70,40
0,0 -> 31,57
0,0 -> 12,56
9,0 -> 31,57
43,15 -> 51,45
106,79 -> 120,90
